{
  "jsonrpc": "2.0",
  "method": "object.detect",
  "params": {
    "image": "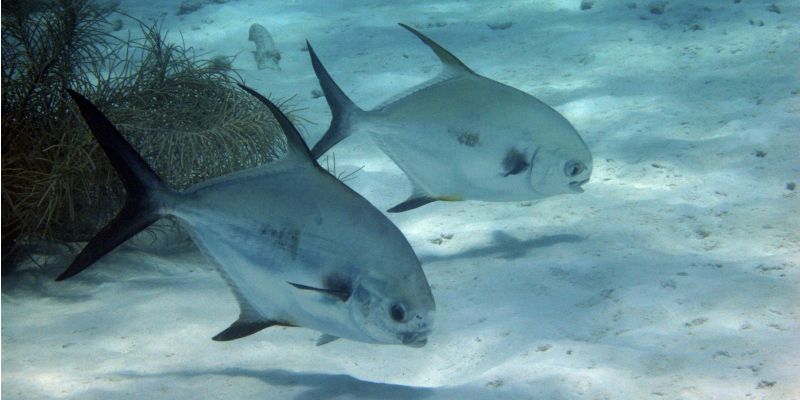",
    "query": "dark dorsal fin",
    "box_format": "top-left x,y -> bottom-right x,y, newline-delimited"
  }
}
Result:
398,23 -> 474,75
237,84 -> 318,165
